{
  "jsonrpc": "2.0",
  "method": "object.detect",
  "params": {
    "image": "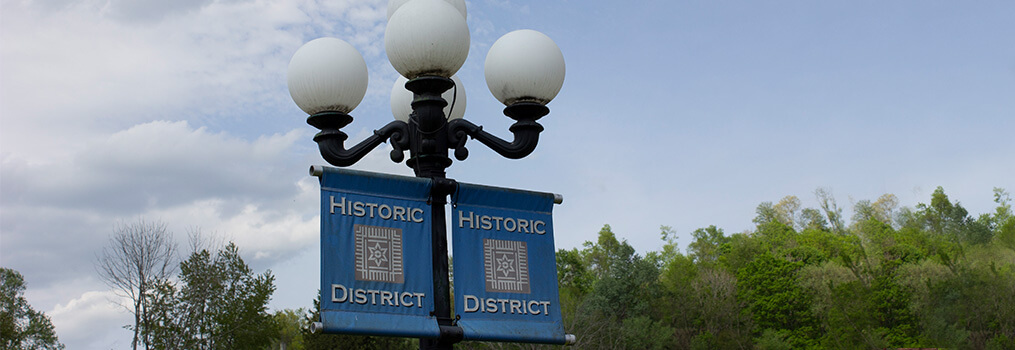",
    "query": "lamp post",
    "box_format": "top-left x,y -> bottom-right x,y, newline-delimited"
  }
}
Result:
287,0 -> 564,348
